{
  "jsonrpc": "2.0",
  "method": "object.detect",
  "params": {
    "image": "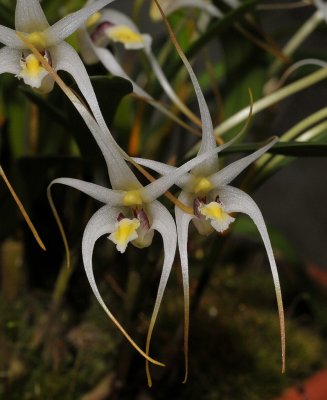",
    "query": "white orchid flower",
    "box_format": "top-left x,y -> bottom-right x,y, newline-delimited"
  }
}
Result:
0,0 -> 120,139
45,61 -> 226,374
78,4 -> 201,126
134,6 -> 285,384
